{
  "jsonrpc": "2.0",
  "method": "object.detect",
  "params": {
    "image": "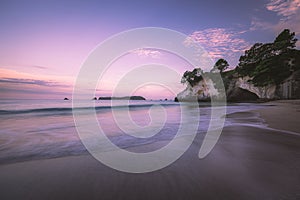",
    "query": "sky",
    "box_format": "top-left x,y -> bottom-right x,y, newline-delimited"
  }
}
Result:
0,0 -> 299,99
